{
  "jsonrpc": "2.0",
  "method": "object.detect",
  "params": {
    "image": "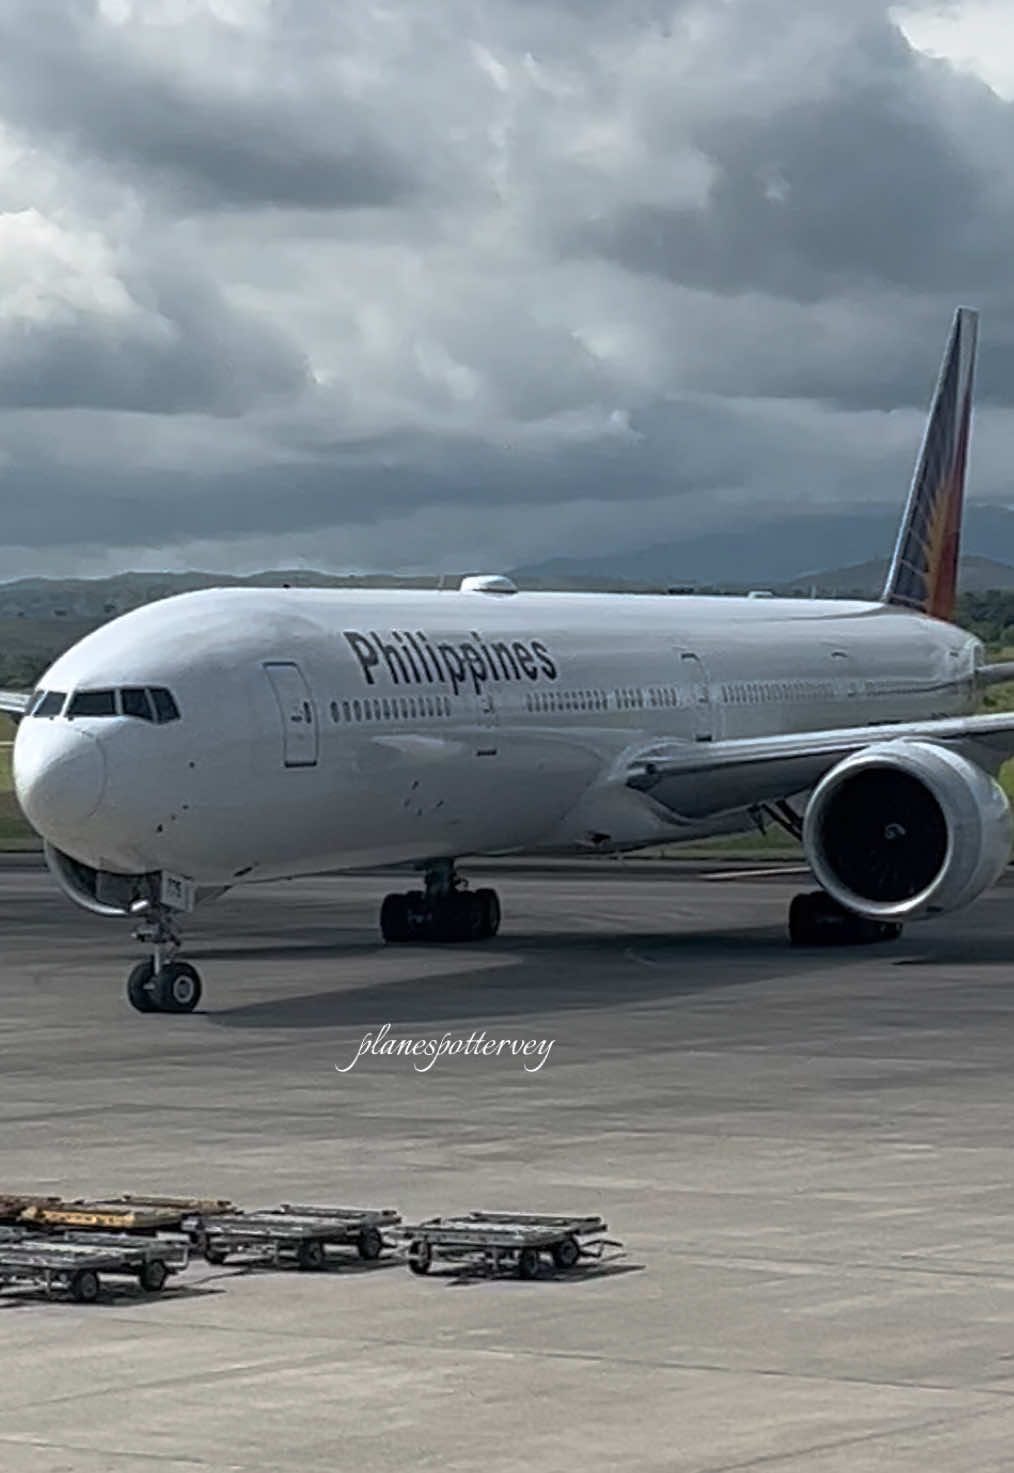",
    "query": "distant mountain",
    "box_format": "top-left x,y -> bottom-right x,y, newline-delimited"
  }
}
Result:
772,555 -> 1014,599
512,505 -> 1014,590
0,569 -> 451,622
